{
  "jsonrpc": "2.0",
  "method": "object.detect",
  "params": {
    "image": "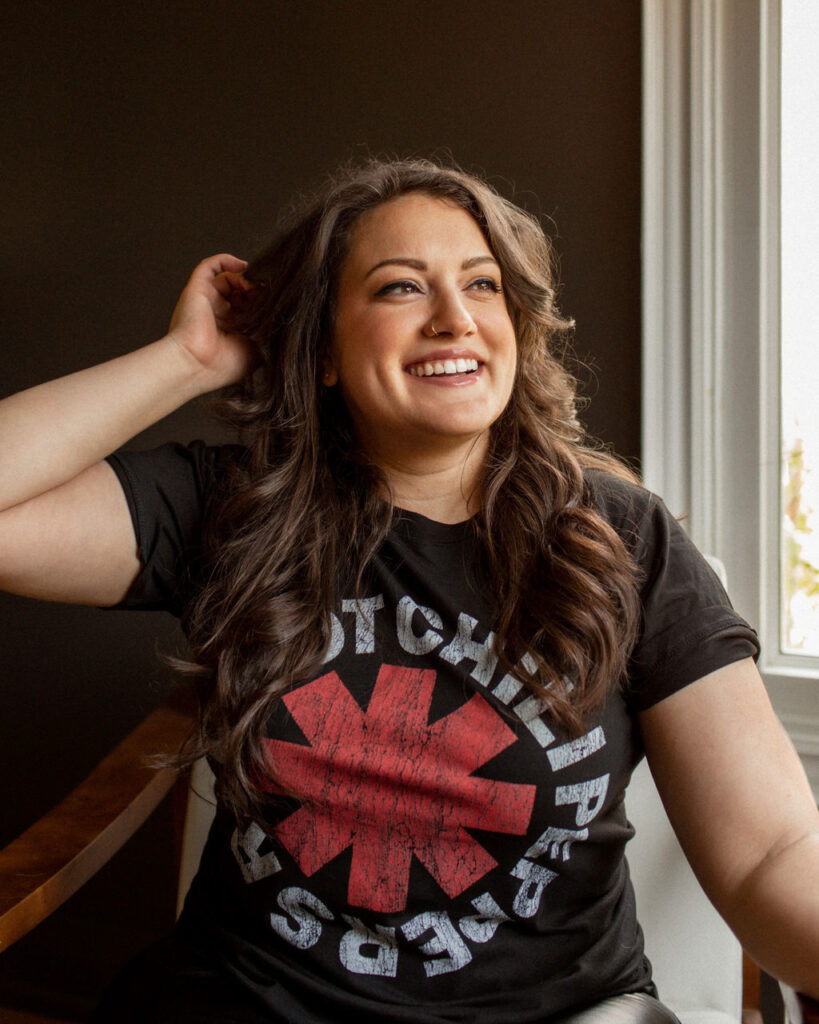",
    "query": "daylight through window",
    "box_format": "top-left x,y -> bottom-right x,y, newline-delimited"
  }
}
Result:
781,0 -> 819,655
